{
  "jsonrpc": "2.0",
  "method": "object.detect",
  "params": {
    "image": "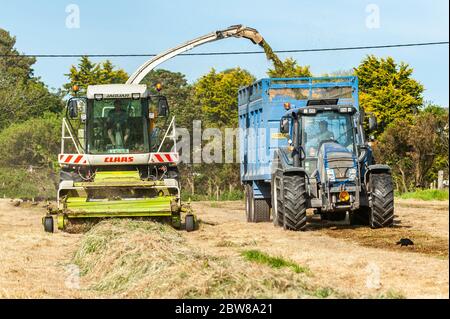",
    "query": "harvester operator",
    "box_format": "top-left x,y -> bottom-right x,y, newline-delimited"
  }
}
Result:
106,100 -> 130,147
